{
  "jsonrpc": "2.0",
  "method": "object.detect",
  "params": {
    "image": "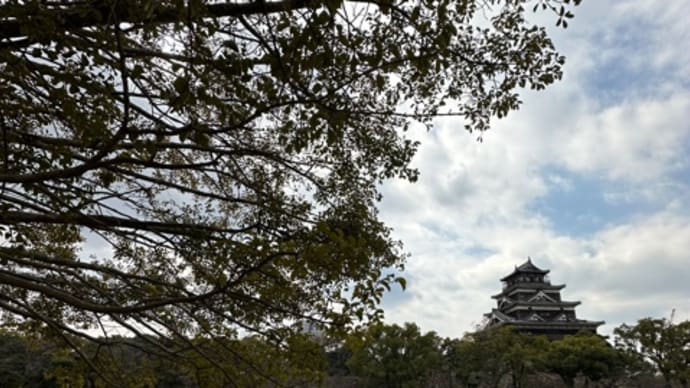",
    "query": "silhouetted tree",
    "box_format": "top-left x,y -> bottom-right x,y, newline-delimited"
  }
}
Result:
615,318 -> 690,388
347,322 -> 443,388
546,331 -> 624,387
1,0 -> 581,381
